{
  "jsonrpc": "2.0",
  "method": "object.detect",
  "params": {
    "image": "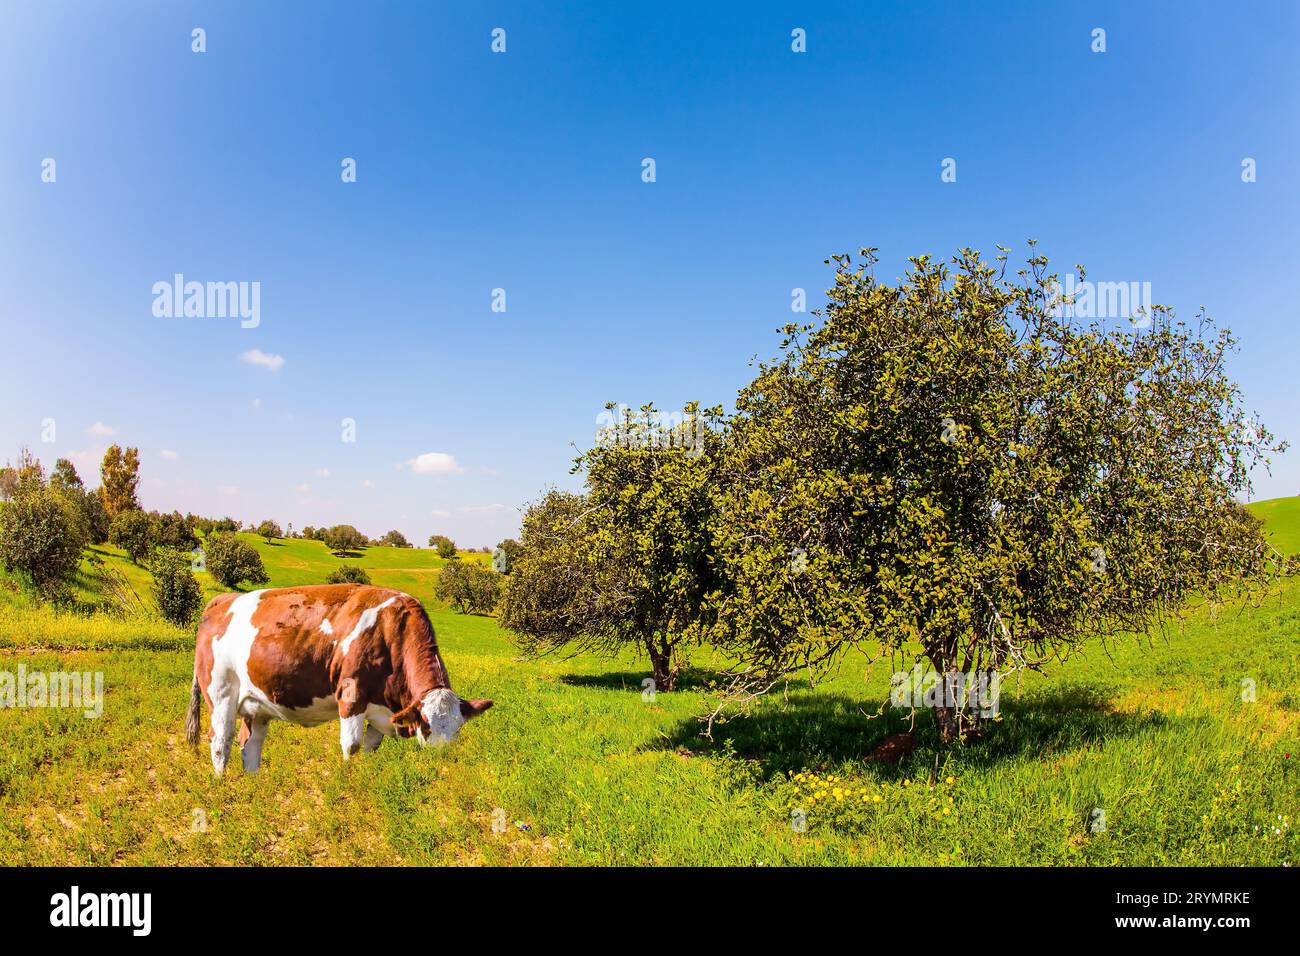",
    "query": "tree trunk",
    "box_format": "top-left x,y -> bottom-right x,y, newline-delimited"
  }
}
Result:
646,638 -> 678,692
